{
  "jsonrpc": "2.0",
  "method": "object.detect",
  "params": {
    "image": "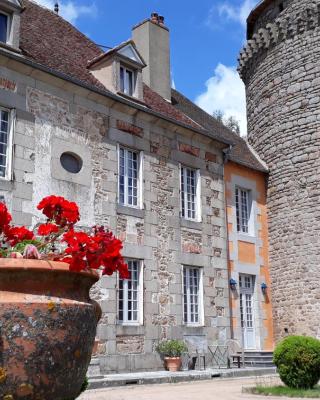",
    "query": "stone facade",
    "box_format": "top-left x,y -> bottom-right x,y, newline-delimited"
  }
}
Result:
240,0 -> 320,340
0,61 -> 230,373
